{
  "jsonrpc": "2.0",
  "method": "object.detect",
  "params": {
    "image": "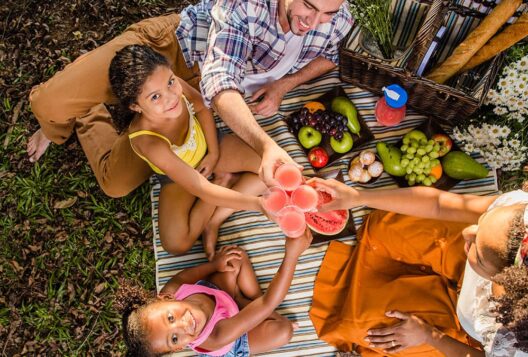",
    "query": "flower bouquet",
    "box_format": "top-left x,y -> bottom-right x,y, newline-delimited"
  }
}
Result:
453,48 -> 528,174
